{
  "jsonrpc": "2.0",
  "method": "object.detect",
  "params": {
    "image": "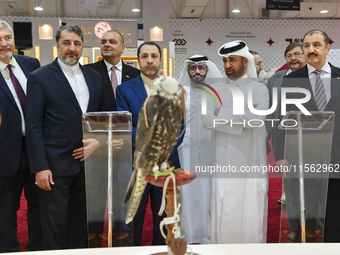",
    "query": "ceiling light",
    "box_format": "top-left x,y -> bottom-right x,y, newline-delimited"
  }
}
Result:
34,6 -> 43,11
320,9 -> 328,14
132,0 -> 140,12
232,8 -> 240,13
